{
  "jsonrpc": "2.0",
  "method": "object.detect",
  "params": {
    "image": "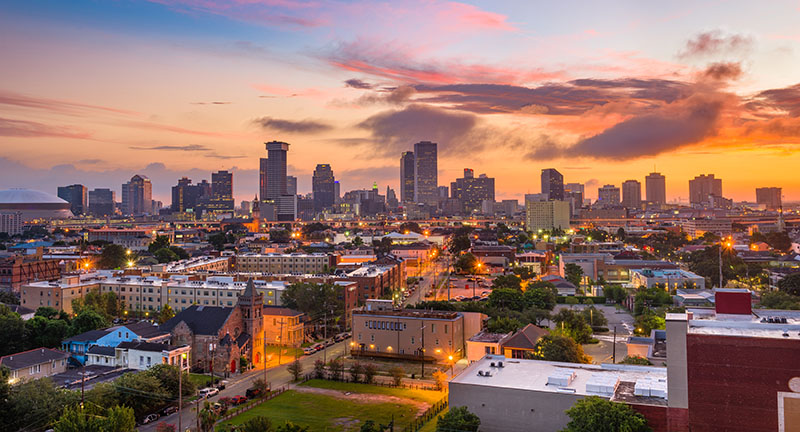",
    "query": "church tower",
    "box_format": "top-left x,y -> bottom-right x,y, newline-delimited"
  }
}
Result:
238,278 -> 264,364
